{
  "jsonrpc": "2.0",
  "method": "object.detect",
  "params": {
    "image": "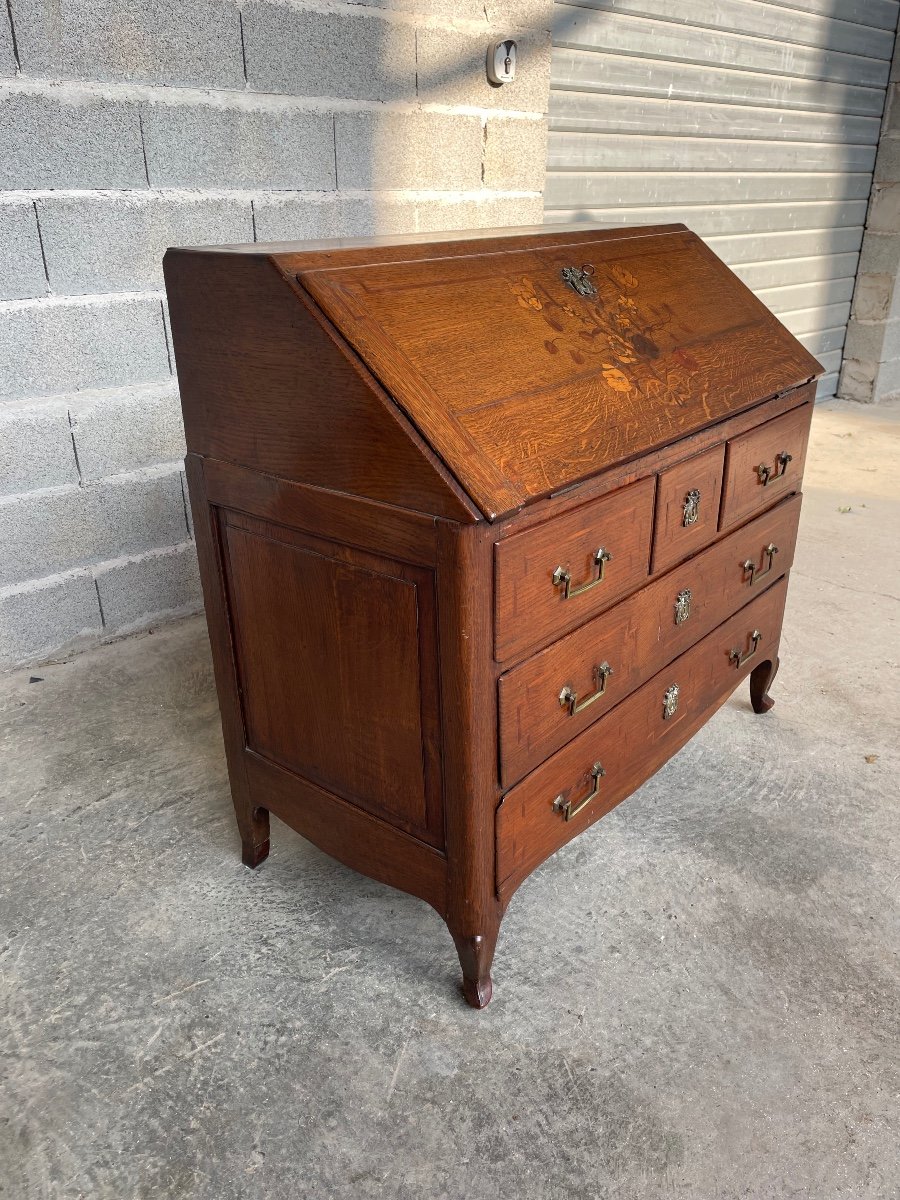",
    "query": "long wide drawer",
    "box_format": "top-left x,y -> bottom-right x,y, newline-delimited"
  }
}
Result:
496,577 -> 788,896
498,493 -> 801,787
494,476 -> 655,663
